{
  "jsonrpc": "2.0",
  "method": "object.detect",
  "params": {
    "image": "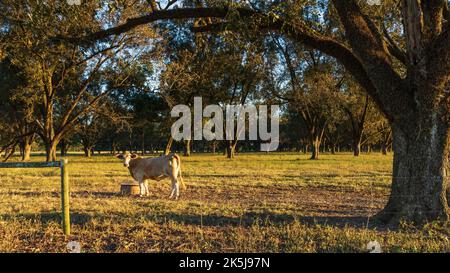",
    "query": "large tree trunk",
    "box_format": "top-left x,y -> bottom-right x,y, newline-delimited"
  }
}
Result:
304,144 -> 309,154
307,122 -> 326,160
352,141 -> 361,156
211,141 -> 218,154
45,141 -> 58,162
310,137 -> 321,160
19,134 -> 34,161
60,139 -> 66,157
376,113 -> 449,224
226,140 -> 237,159
331,144 -> 336,155
19,145 -> 24,159
141,131 -> 145,156
60,139 -> 70,157
111,141 -> 117,155
183,139 -> 191,157
22,142 -> 32,161
84,146 -> 92,157
321,139 -> 326,153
